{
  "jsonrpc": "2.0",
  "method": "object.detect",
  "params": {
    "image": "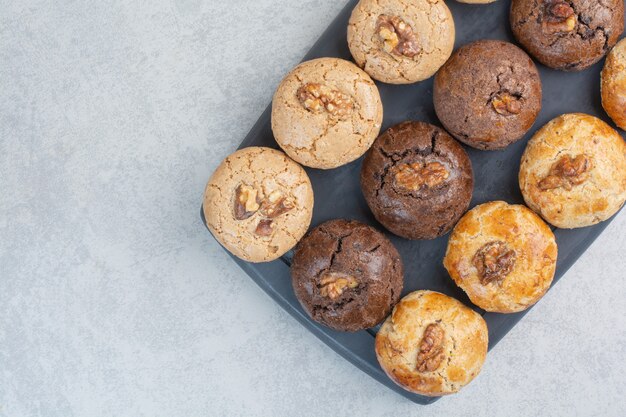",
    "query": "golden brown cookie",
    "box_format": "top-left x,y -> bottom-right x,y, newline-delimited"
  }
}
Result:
602,38 -> 626,130
519,113 -> 626,229
271,58 -> 383,169
203,147 -> 314,262
347,0 -> 455,84
443,201 -> 557,313
375,290 -> 488,396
